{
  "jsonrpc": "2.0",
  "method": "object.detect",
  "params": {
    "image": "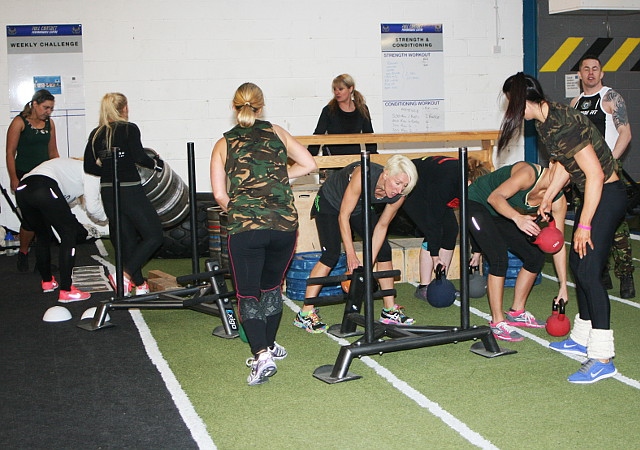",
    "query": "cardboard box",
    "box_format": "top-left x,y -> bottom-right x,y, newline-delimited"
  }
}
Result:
147,270 -> 180,292
292,184 -> 321,253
